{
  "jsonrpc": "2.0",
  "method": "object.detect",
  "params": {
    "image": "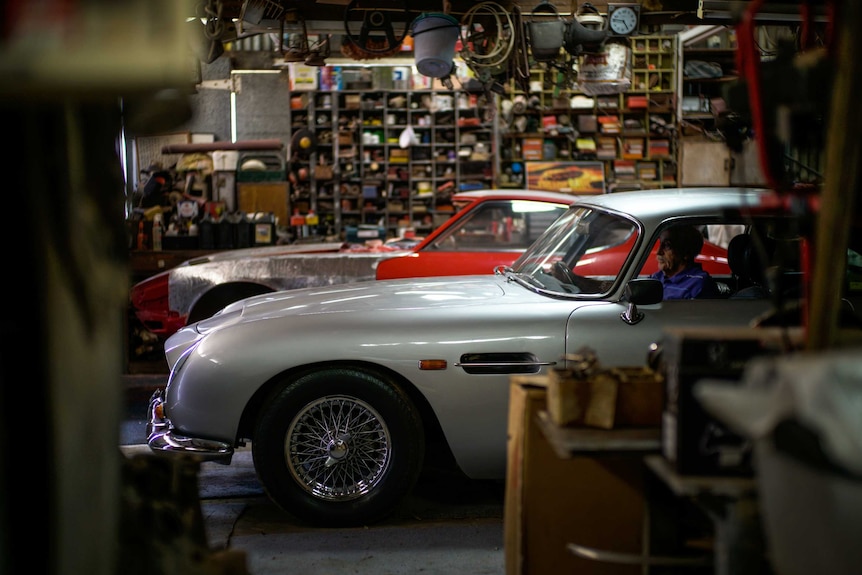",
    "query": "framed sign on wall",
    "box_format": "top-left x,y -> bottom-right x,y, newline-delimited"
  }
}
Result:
526,162 -> 606,194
